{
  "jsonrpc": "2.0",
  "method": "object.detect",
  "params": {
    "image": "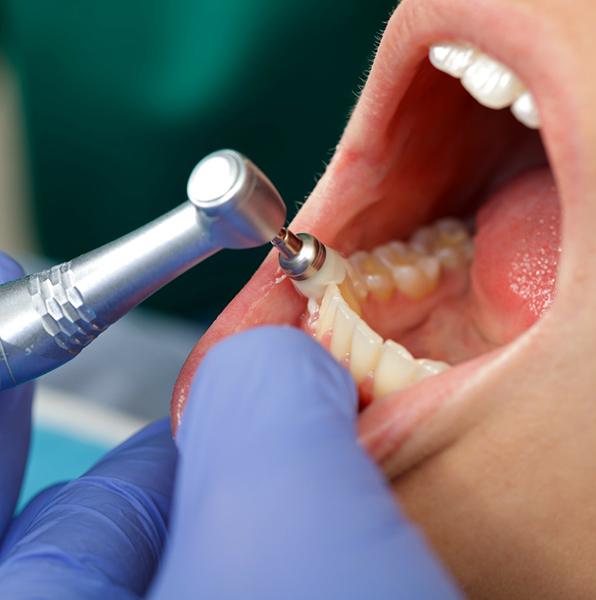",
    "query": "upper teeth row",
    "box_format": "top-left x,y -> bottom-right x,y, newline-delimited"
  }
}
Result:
429,42 -> 540,130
